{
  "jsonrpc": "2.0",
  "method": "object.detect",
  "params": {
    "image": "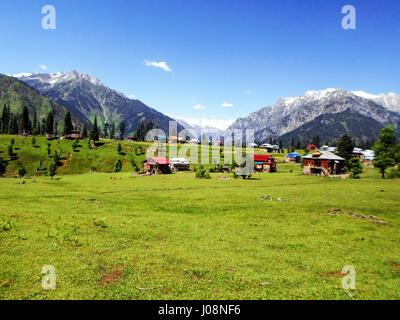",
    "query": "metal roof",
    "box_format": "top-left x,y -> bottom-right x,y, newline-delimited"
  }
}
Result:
303,151 -> 345,161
